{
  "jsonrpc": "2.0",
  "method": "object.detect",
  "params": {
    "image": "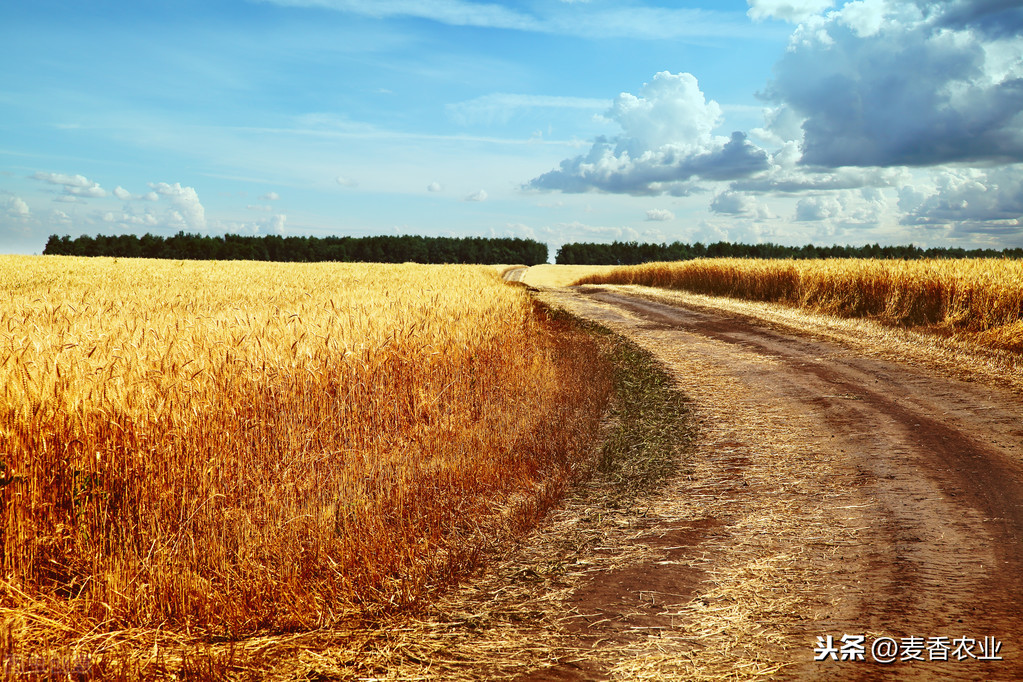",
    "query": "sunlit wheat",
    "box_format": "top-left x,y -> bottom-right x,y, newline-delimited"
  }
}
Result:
575,258 -> 1023,352
0,256 -> 609,647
